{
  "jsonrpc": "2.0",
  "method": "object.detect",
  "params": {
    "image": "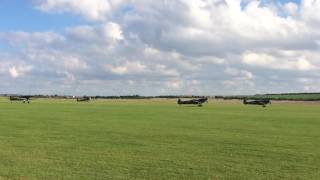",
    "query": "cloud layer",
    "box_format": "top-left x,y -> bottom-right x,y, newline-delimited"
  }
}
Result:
1,0 -> 320,95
